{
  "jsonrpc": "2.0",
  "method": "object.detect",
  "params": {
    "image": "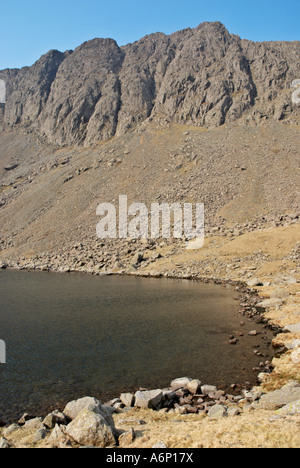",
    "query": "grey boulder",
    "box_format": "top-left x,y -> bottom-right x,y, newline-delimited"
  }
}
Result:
63,396 -> 102,420
258,382 -> 300,410
170,377 -> 192,390
134,389 -> 164,409
65,407 -> 116,447
283,323 -> 300,334
207,405 -> 227,419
